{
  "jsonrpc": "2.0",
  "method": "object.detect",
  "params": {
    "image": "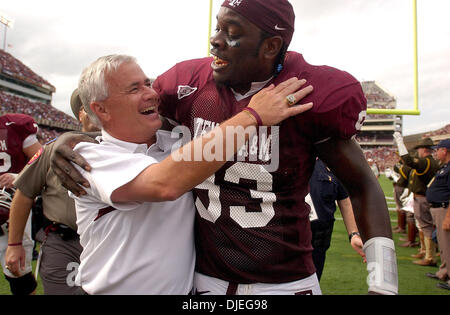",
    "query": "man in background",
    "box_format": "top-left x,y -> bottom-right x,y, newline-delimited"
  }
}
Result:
425,139 -> 450,290
6,89 -> 100,295
394,134 -> 440,266
307,159 -> 365,281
